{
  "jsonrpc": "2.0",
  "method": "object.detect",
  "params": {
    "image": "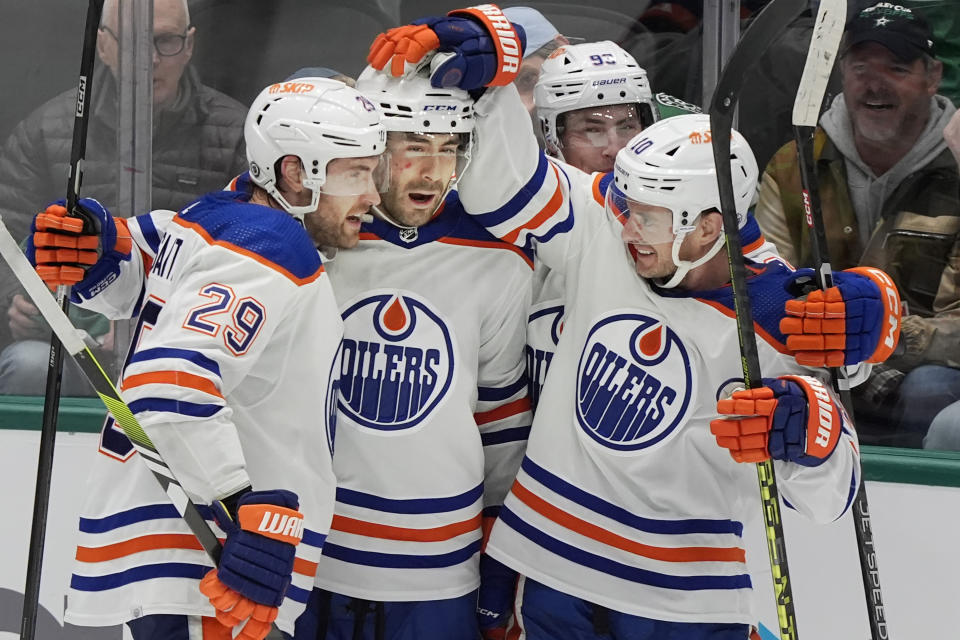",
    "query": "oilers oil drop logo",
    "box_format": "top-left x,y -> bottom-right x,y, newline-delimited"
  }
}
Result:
339,292 -> 454,431
577,312 -> 692,451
